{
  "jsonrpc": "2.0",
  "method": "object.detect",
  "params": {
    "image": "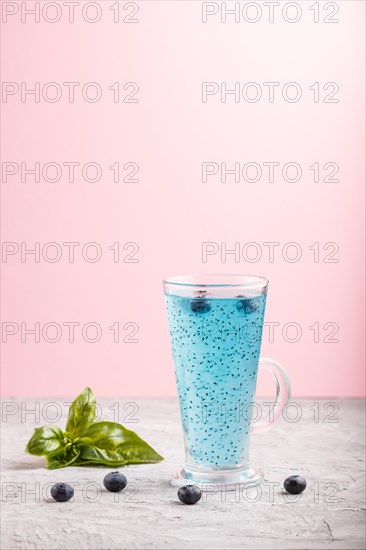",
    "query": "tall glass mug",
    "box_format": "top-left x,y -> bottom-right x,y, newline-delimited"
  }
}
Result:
163,274 -> 291,490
